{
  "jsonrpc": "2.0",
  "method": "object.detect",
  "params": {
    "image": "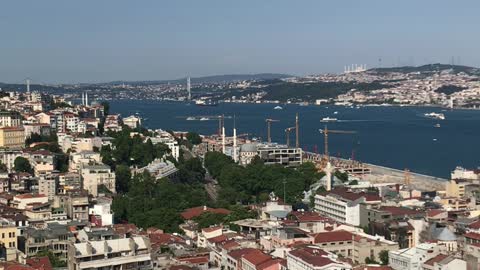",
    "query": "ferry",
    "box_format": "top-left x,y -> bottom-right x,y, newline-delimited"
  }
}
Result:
320,117 -> 338,123
199,117 -> 209,121
274,106 -> 283,110
186,117 -> 196,121
424,112 -> 445,120
195,99 -> 218,106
